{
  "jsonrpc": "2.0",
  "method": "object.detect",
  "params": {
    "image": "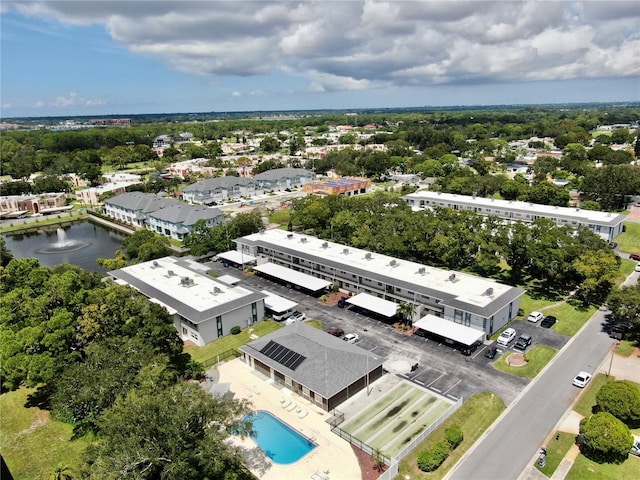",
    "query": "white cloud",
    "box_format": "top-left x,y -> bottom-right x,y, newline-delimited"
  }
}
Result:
232,91 -> 242,97
38,92 -> 107,109
5,0 -> 639,93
